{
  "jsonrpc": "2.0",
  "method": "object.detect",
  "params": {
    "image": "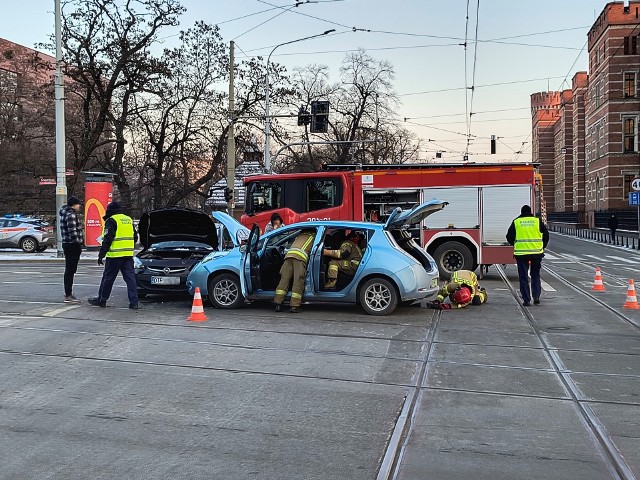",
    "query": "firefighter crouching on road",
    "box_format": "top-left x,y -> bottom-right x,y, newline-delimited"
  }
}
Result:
427,269 -> 487,310
273,229 -> 316,313
323,230 -> 363,289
